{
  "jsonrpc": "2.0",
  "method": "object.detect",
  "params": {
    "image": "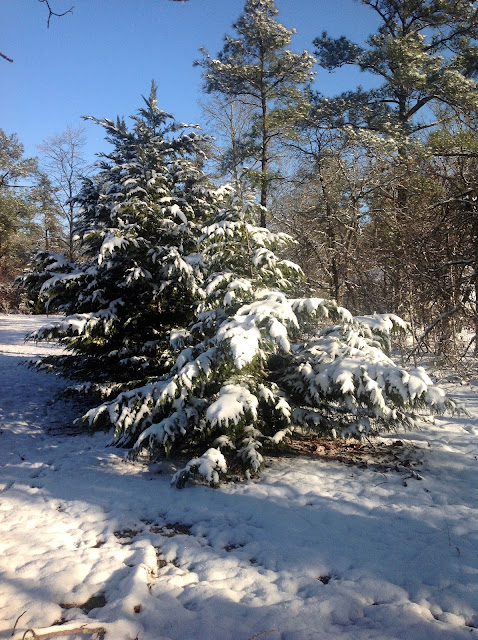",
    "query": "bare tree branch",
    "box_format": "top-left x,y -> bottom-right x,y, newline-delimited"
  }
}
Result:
37,0 -> 74,28
3,0 -> 190,62
2,1 -> 75,63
